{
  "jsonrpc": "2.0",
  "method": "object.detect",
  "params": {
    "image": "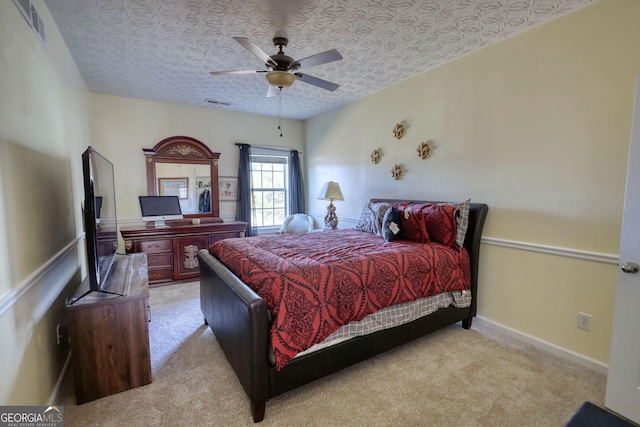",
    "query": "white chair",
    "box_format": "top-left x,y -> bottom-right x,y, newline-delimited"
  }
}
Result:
277,213 -> 315,234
